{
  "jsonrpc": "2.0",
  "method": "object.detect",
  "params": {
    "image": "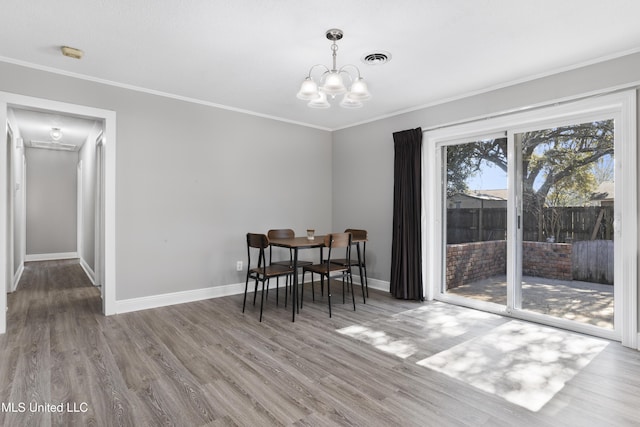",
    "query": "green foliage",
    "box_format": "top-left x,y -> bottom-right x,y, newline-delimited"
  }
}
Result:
446,120 -> 613,208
